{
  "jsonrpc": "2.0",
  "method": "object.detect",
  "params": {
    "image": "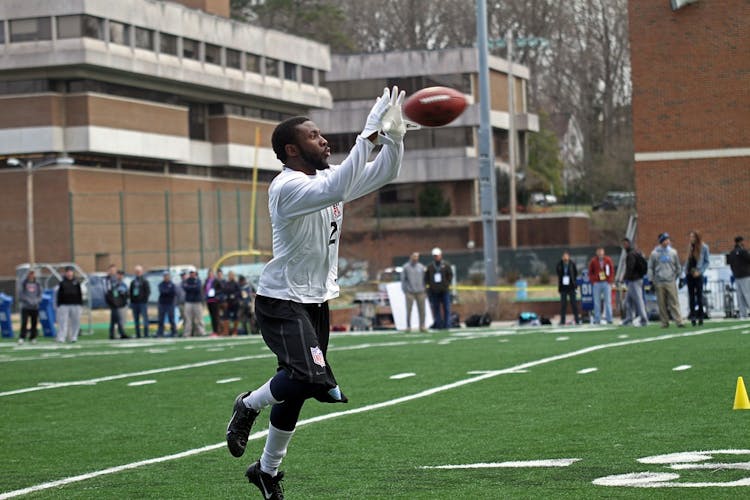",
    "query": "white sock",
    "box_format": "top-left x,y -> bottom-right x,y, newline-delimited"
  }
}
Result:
243,378 -> 281,411
260,424 -> 294,477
